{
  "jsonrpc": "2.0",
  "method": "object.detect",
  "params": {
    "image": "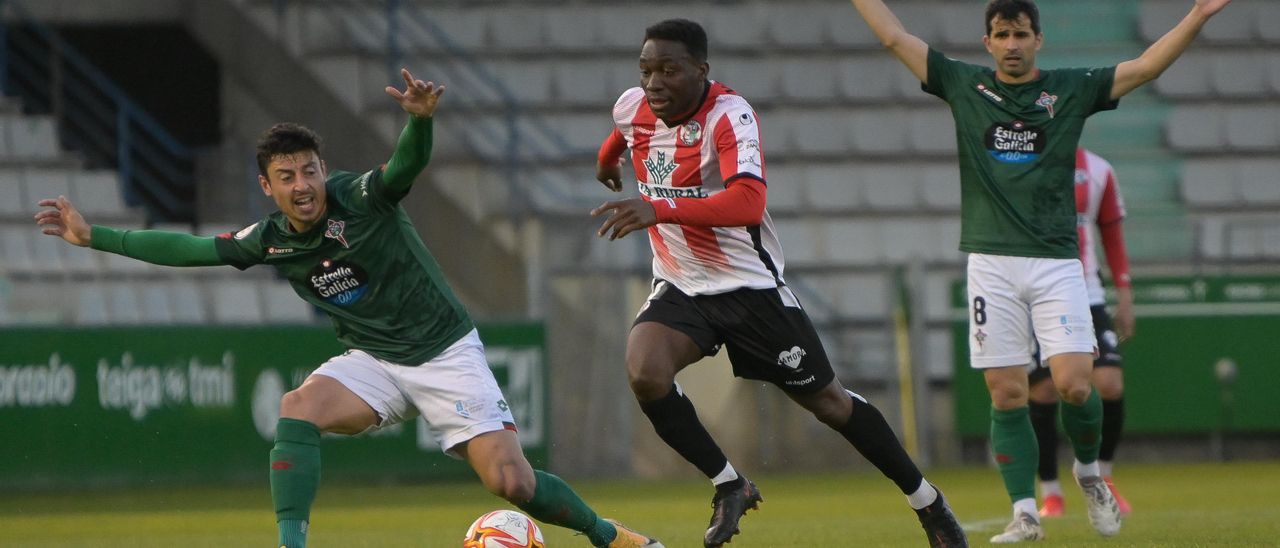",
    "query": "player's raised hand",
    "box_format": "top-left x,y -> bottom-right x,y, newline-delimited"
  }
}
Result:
385,68 -> 445,118
34,196 -> 92,247
1194,0 -> 1231,17
590,197 -> 657,240
596,157 -> 625,192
